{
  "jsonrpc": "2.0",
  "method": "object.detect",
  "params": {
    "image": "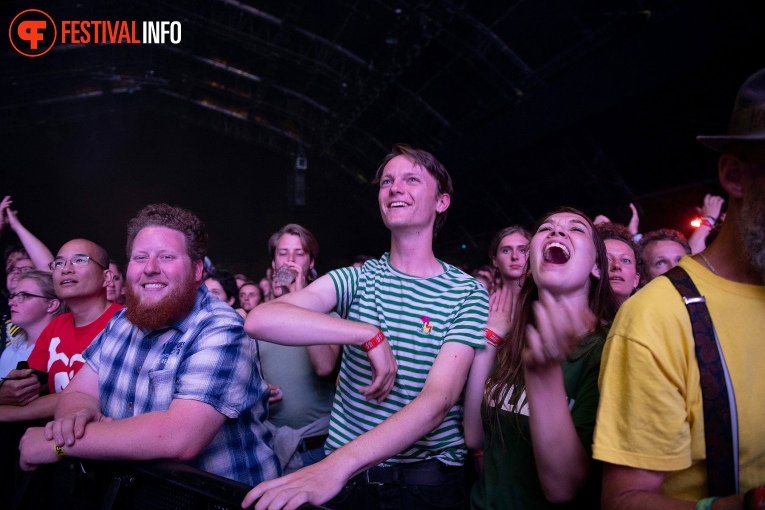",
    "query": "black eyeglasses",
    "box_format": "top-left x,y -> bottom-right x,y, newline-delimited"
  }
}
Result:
49,255 -> 107,271
8,291 -> 48,303
7,266 -> 34,276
